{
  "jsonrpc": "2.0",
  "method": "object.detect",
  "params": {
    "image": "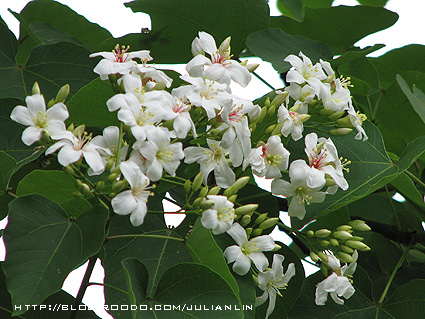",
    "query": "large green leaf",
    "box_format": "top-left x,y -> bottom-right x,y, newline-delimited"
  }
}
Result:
122,261 -> 243,319
186,218 -> 240,299
3,194 -> 107,315
0,23 -> 21,99
330,44 -> 385,69
246,28 -> 333,73
16,170 -> 91,218
124,0 -> 270,63
270,6 -> 398,54
397,74 -> 425,125
67,78 -> 119,127
391,173 -> 425,209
